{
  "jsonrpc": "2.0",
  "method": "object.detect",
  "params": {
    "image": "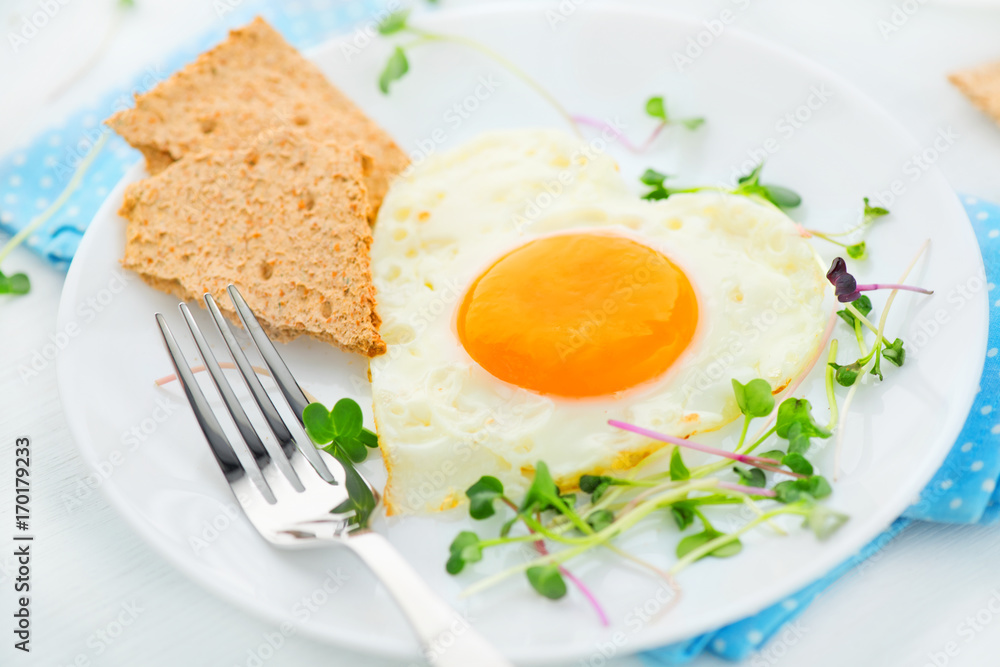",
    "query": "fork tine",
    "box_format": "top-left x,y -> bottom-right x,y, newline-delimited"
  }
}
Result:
202,294 -> 307,492
204,294 -> 295,454
156,313 -> 245,482
205,292 -> 335,484
226,285 -> 309,419
225,285 -> 338,484
178,303 -> 279,503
